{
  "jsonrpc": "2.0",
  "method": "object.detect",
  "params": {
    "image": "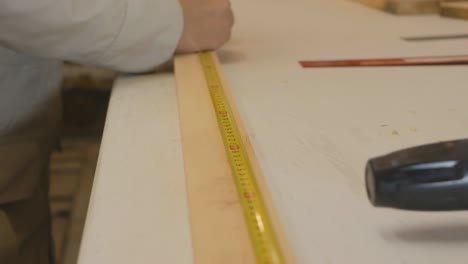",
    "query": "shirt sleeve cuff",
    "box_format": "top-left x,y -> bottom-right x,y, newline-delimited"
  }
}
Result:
96,0 -> 184,73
